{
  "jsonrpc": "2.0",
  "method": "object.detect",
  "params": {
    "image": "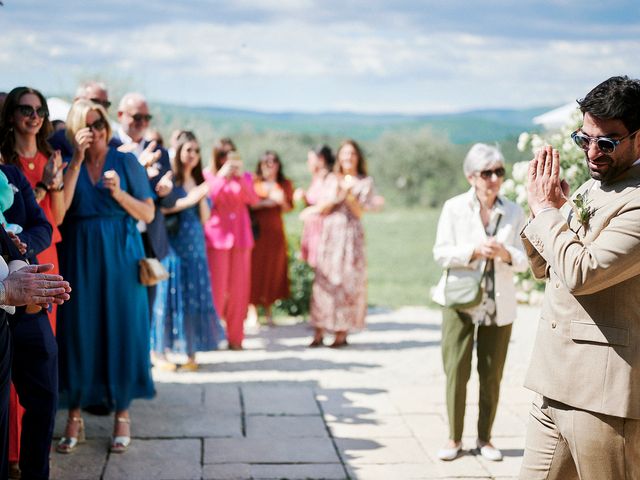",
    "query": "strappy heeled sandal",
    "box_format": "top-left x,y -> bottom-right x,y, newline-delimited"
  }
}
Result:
56,416 -> 85,454
110,416 -> 131,454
